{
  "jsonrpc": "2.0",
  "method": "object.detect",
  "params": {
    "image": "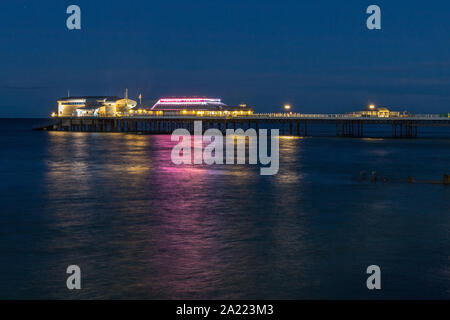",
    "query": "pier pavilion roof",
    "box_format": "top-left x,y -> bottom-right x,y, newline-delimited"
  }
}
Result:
57,96 -> 121,101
